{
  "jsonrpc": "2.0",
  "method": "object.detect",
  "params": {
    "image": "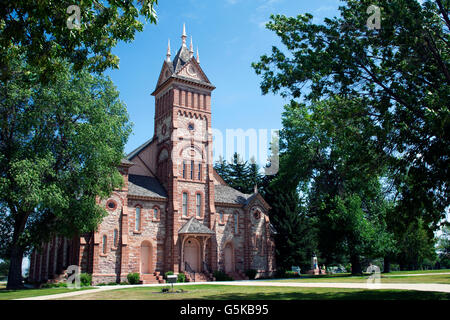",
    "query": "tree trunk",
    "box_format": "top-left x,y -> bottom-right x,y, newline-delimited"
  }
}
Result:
6,245 -> 24,289
383,256 -> 391,273
350,254 -> 362,275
